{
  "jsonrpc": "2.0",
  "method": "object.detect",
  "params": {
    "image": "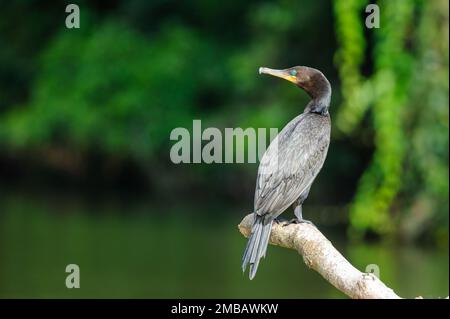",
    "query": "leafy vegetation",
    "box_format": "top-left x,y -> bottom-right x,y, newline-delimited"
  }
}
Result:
334,0 -> 448,239
0,0 -> 447,243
